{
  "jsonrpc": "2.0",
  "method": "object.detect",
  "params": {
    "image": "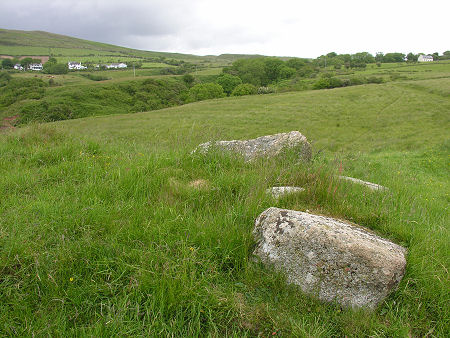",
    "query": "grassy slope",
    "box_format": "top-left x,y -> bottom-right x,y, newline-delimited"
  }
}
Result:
1,77 -> 448,336
0,29 -> 244,65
